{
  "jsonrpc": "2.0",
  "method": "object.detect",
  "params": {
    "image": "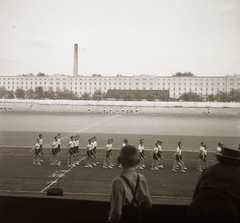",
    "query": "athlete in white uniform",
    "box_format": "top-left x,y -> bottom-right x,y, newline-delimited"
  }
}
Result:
92,136 -> 99,165
85,139 -> 94,168
197,142 -> 205,170
74,135 -> 80,165
55,133 -> 62,165
103,139 -> 113,169
157,141 -> 164,168
50,136 -> 60,166
39,134 -> 44,162
172,141 -> 187,172
137,139 -> 145,170
67,136 -> 75,167
151,143 -> 159,170
201,144 -> 209,170
30,139 -> 41,165
119,139 -> 129,168
215,143 -> 223,162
